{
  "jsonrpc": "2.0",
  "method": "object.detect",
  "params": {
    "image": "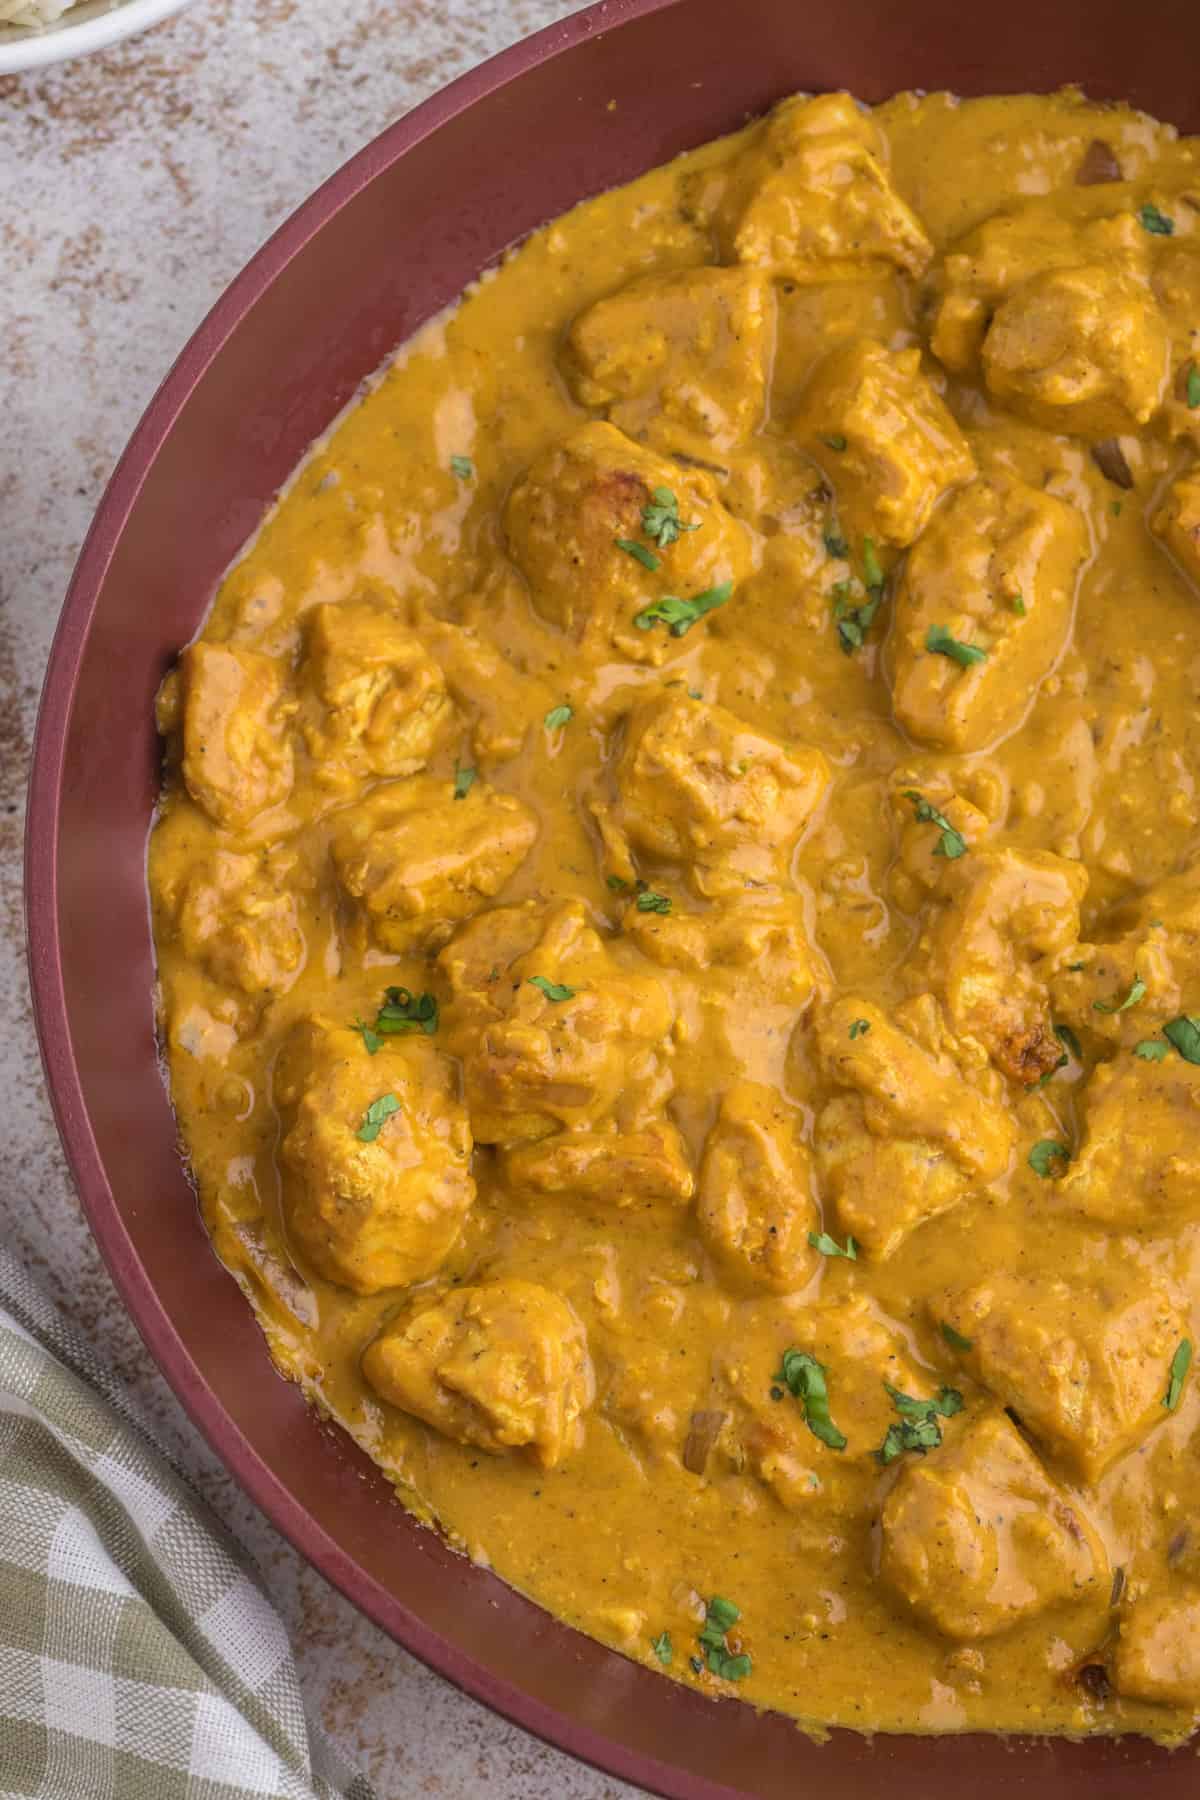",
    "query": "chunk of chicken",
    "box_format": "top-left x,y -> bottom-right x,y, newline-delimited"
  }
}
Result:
1050,863 -> 1200,1050
1151,460 -> 1200,588
794,339 -> 974,550
563,266 -> 772,454
274,1019 -> 474,1294
719,1294 -> 940,1510
502,1121 -> 694,1208
981,264 -> 1170,440
880,1411 -> 1106,1641
936,1272 -> 1187,1481
300,598 -> 455,788
603,691 -> 829,896
439,899 -> 673,1146
503,422 -> 752,661
170,849 -> 305,998
890,475 -> 1088,753
697,1082 -> 819,1295
814,994 -> 1015,1257
1057,1053 -> 1200,1227
331,775 -> 538,951
712,92 -> 933,283
1114,1592 -> 1200,1706
622,890 -> 825,1013
909,845 -> 1088,1083
362,1278 -> 594,1469
179,642 -> 294,830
